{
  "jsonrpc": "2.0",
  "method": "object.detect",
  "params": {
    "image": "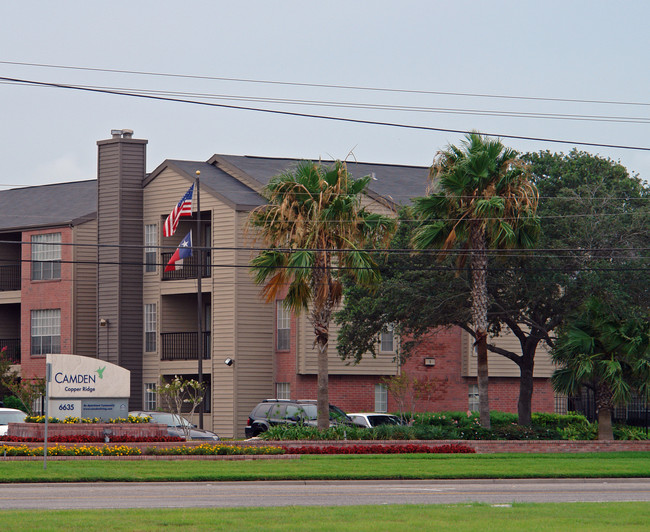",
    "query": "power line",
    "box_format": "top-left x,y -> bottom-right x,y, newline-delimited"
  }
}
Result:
2,75 -> 650,153
5,79 -> 650,125
3,60 -> 650,108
